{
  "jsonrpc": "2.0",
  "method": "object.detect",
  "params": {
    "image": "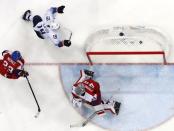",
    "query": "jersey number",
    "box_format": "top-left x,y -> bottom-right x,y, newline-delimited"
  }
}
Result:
3,60 -> 14,73
53,34 -> 57,39
83,81 -> 94,90
46,16 -> 51,21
